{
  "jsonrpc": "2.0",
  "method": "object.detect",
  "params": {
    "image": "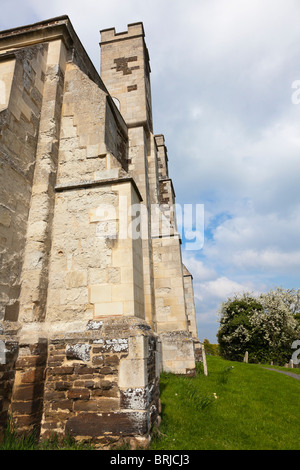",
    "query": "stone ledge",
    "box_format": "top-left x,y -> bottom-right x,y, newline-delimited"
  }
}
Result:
55,176 -> 143,201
